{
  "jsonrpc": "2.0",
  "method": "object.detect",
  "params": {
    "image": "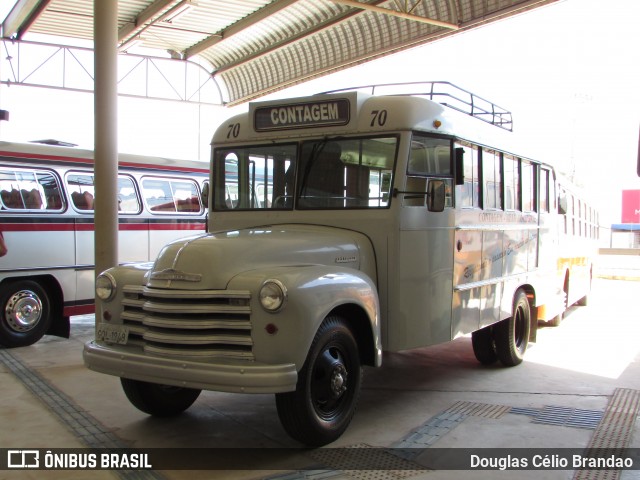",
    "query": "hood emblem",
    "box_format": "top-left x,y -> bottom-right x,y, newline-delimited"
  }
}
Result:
151,268 -> 202,282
